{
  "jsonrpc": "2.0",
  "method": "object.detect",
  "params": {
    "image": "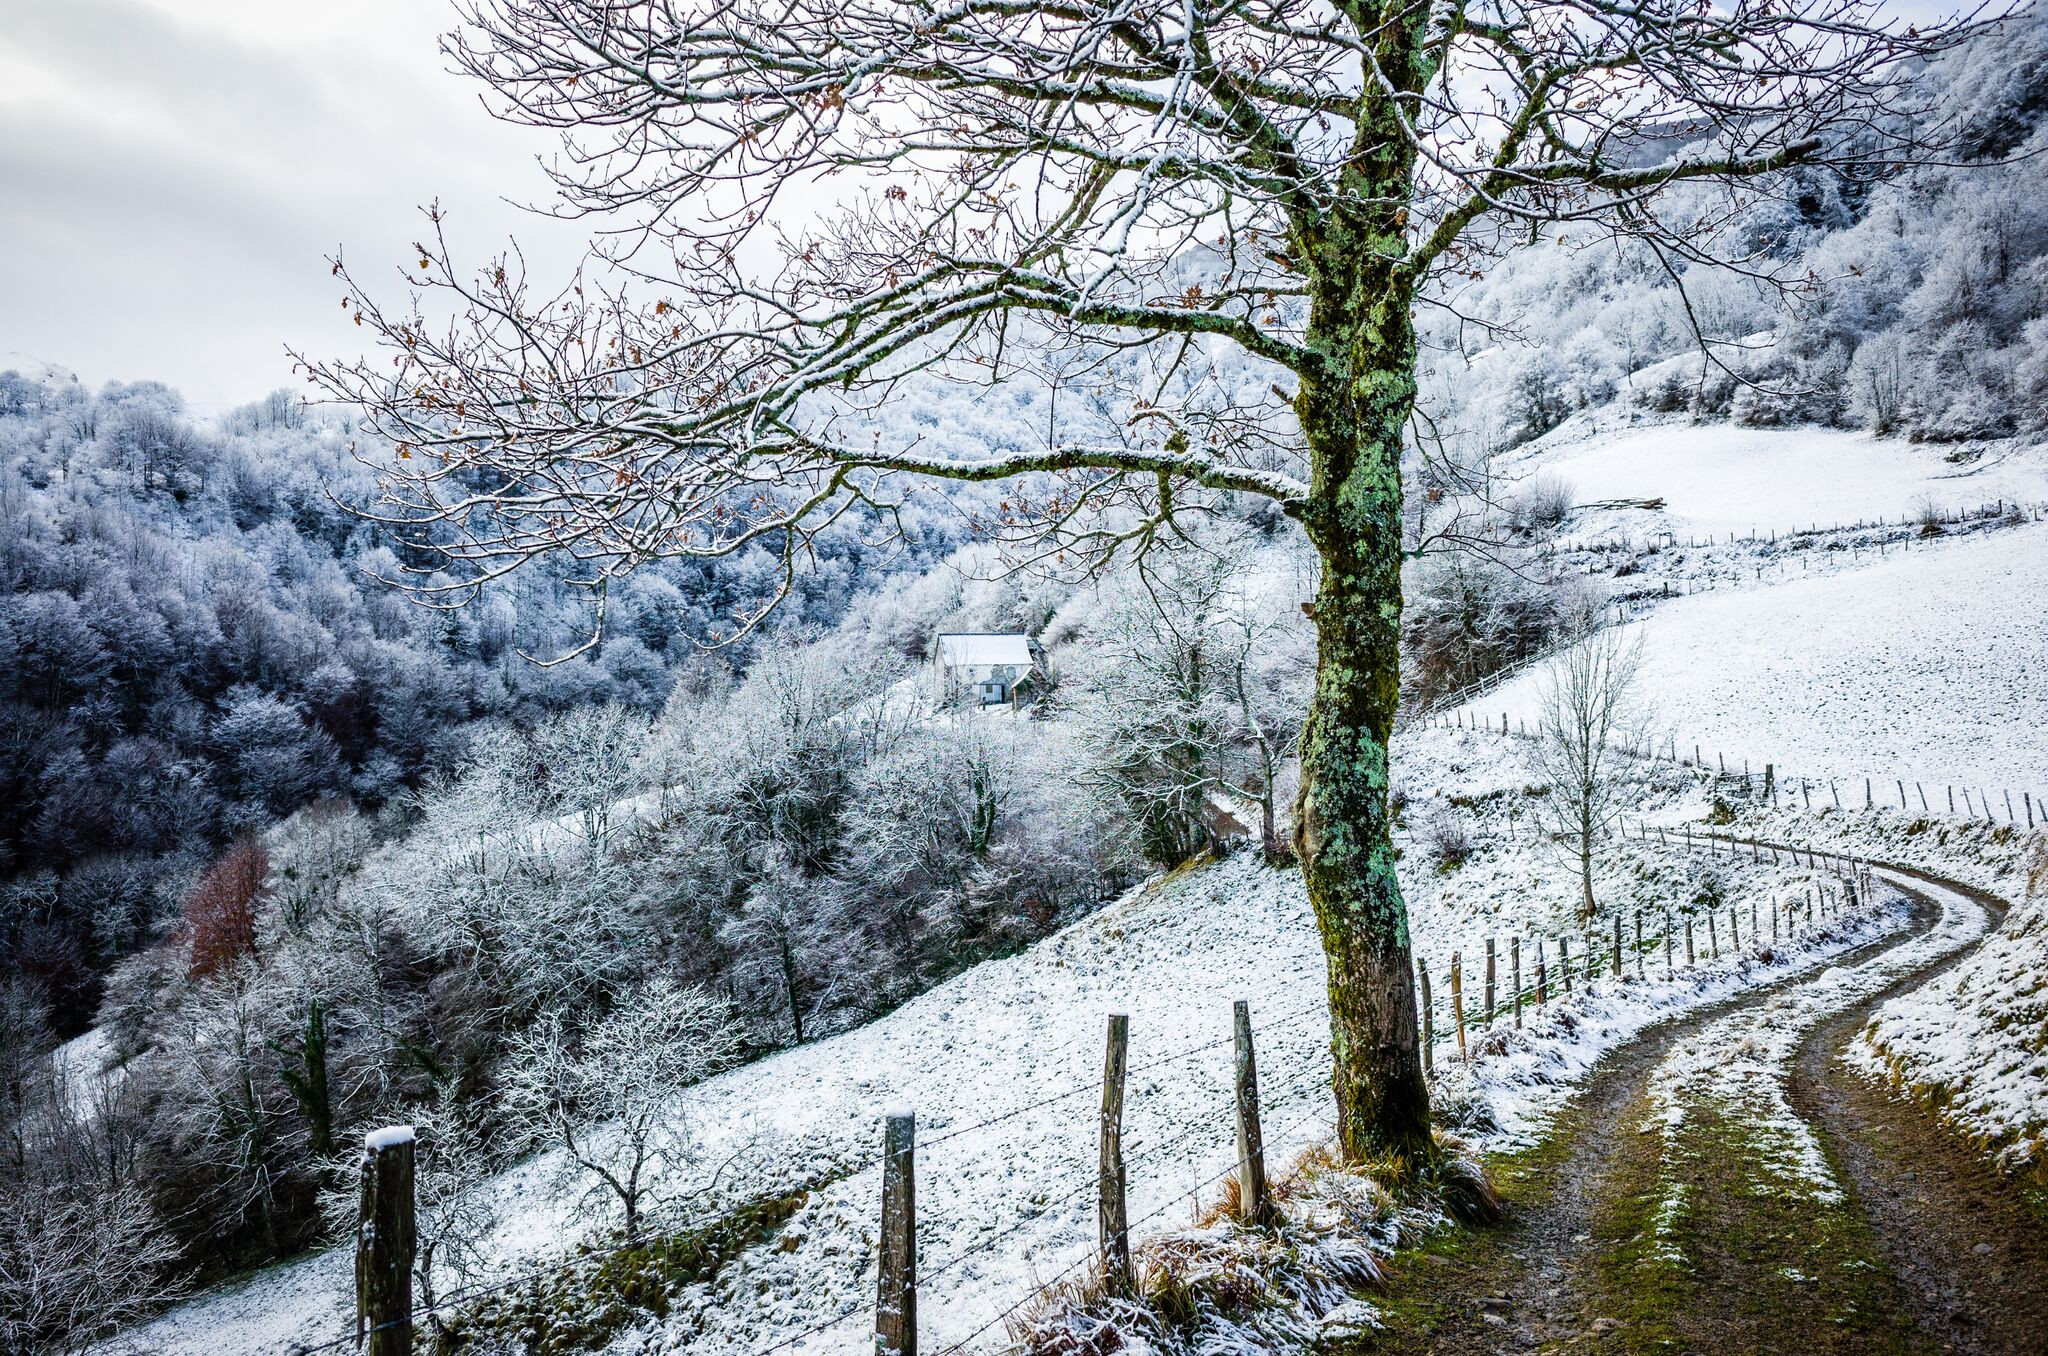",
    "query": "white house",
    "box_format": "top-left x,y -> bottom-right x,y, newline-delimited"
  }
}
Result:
931,632 -> 1041,708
